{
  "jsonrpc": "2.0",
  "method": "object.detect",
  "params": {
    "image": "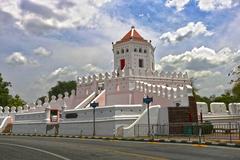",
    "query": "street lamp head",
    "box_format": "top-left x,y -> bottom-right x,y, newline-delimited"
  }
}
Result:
90,101 -> 99,108
143,96 -> 153,105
